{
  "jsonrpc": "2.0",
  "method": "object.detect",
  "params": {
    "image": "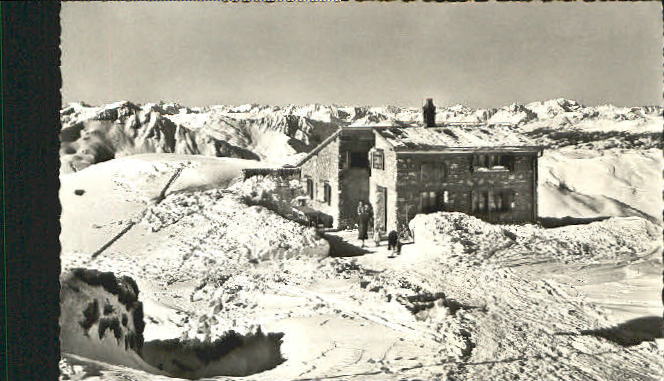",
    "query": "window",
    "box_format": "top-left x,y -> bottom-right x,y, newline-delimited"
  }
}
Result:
323,182 -> 332,205
420,191 -> 437,213
305,178 -> 314,199
420,162 -> 447,182
420,190 -> 448,213
499,155 -> 515,170
473,154 -> 514,171
372,150 -> 384,170
475,154 -> 486,169
471,189 -> 515,213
